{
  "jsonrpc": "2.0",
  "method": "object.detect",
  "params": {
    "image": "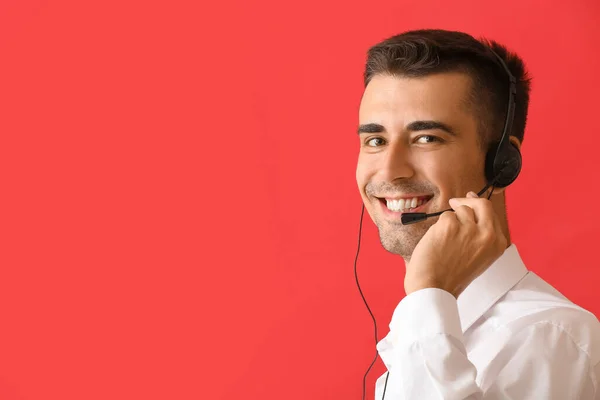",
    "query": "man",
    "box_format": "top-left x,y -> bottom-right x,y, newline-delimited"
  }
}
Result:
356,29 -> 600,399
